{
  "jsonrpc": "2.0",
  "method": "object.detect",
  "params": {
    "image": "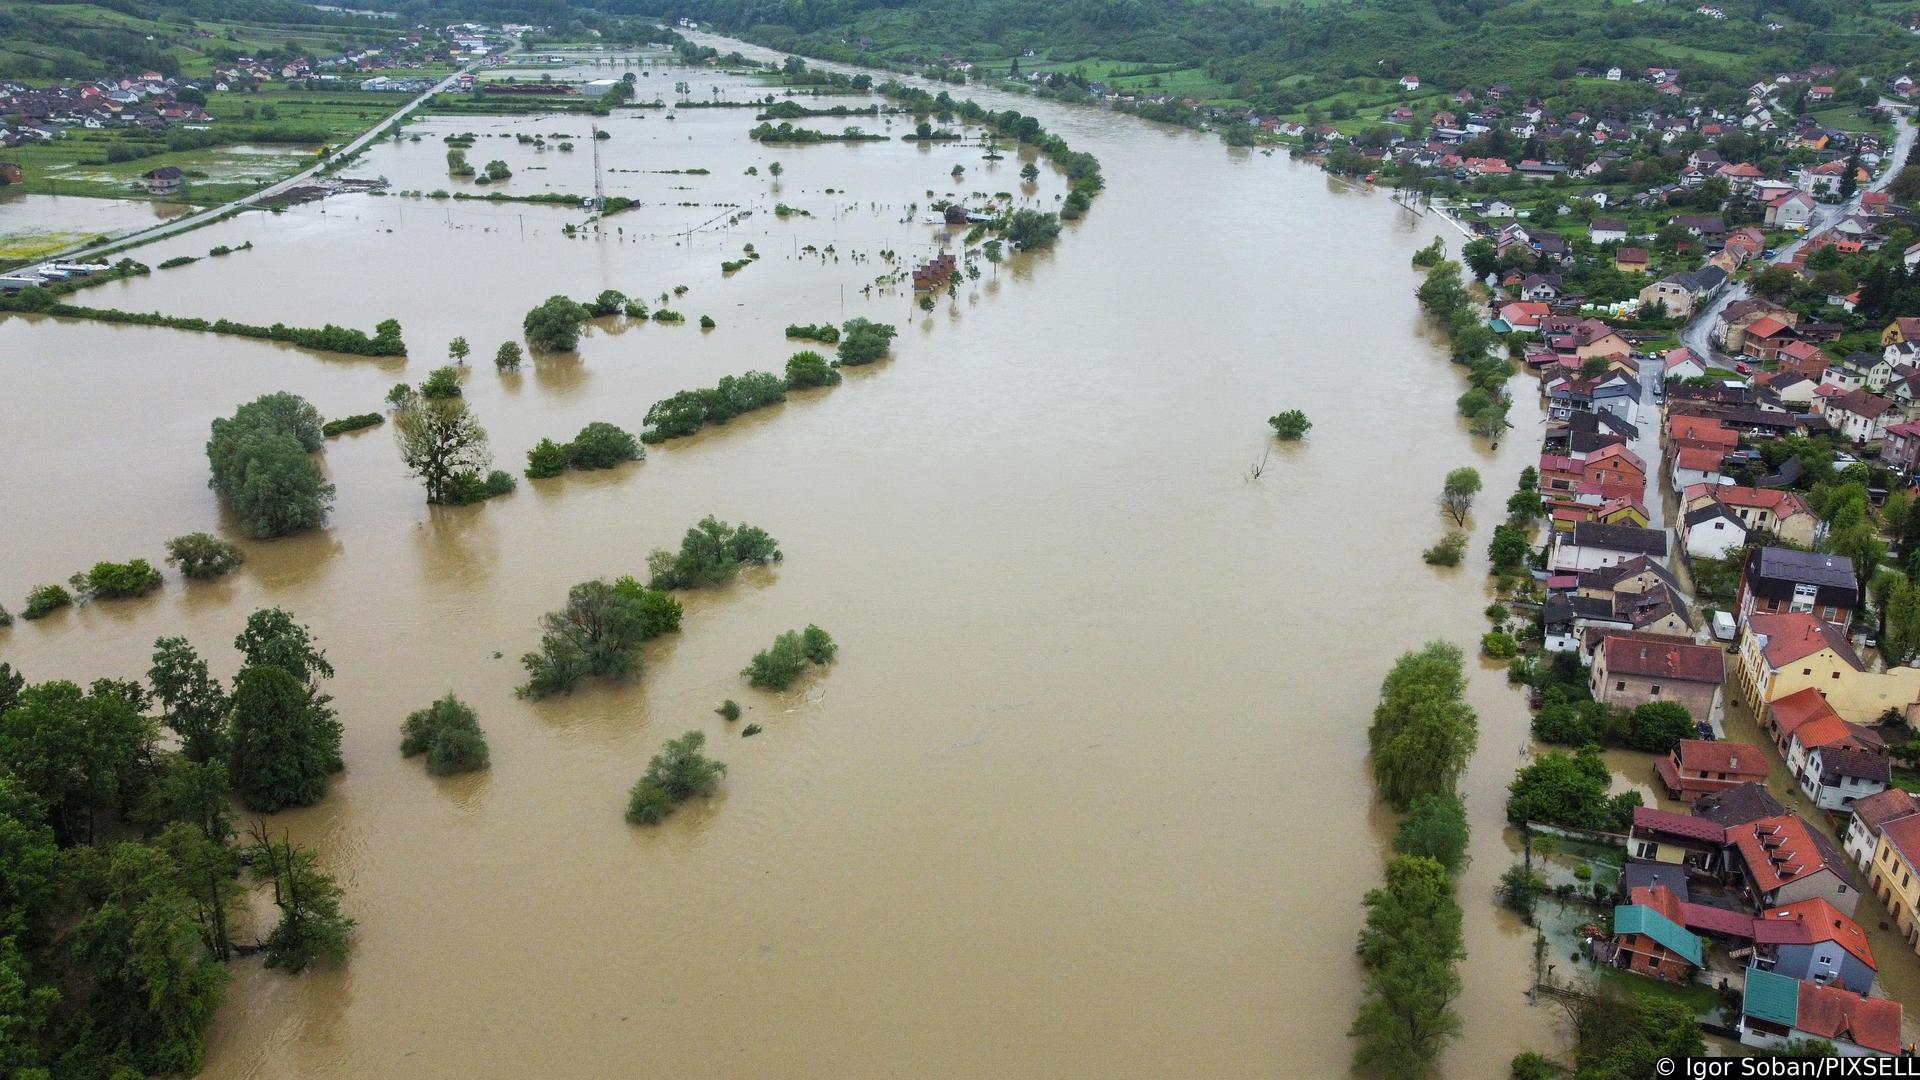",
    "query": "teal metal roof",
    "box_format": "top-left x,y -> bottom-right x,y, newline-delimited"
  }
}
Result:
1743,965 -> 1800,1027
1614,903 -> 1704,967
